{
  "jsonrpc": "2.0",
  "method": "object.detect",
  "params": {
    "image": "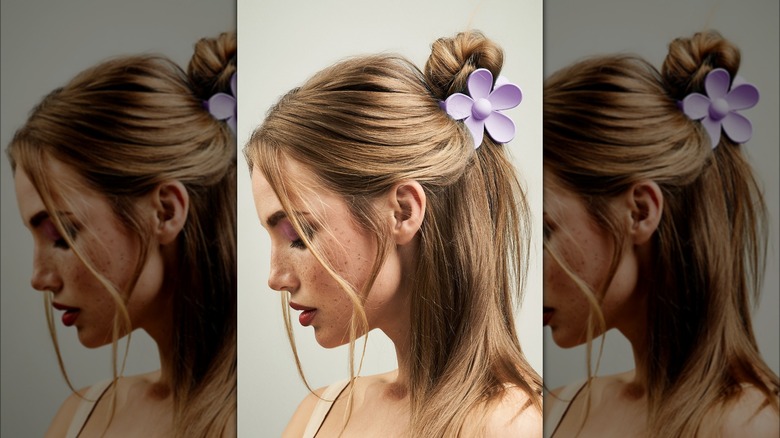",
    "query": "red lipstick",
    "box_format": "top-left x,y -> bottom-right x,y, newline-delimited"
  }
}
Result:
53,302 -> 81,327
290,302 -> 317,327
